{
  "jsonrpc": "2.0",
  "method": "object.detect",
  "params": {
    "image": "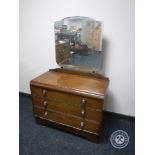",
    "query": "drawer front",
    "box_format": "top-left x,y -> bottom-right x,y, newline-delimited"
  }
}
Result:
31,86 -> 103,110
32,96 -> 102,122
33,107 -> 100,134
31,86 -> 44,97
